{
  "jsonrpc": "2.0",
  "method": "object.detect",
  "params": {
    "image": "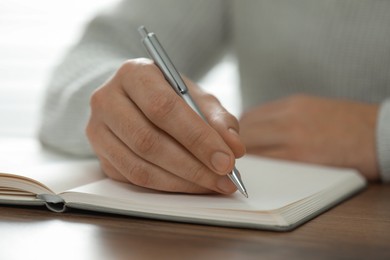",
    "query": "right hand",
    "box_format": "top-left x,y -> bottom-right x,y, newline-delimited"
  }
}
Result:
86,58 -> 245,194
